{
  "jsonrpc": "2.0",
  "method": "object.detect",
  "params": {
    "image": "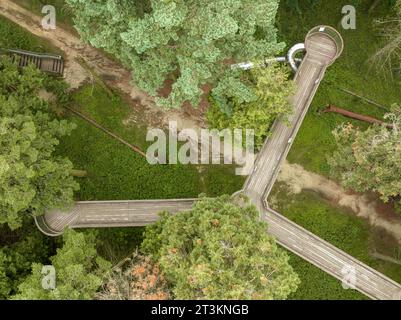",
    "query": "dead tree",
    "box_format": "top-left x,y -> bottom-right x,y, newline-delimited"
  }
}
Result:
323,104 -> 394,129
